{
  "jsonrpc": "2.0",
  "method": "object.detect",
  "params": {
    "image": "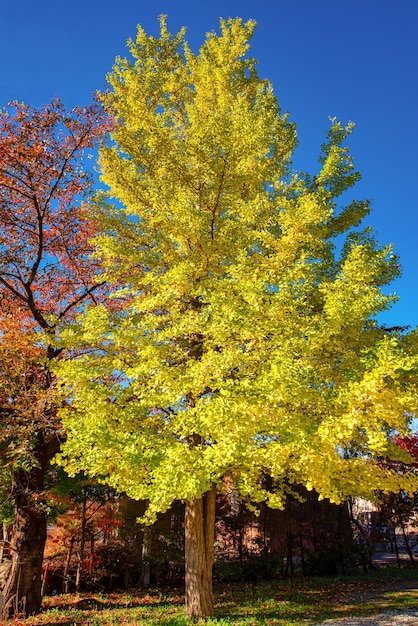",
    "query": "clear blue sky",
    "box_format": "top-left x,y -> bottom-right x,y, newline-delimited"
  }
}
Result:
1,0 -> 417,329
